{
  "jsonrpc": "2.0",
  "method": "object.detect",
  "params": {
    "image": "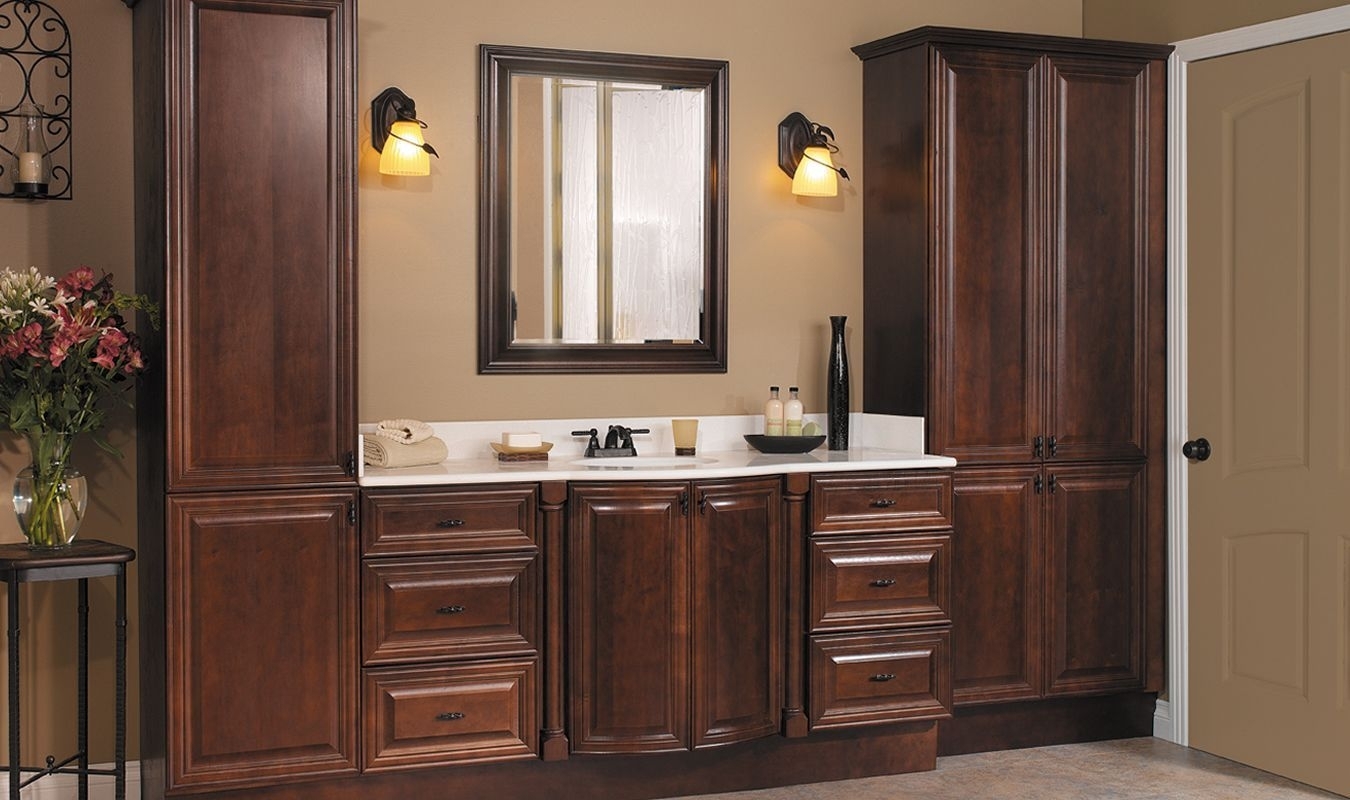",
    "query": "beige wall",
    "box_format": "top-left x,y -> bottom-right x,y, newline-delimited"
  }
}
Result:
1083,0 -> 1347,43
358,0 -> 1082,423
0,1 -> 139,763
